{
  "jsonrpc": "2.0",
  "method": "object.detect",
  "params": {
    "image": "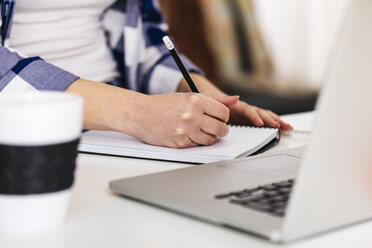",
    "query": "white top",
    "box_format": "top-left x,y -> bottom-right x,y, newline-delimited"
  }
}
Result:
9,0 -> 120,83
